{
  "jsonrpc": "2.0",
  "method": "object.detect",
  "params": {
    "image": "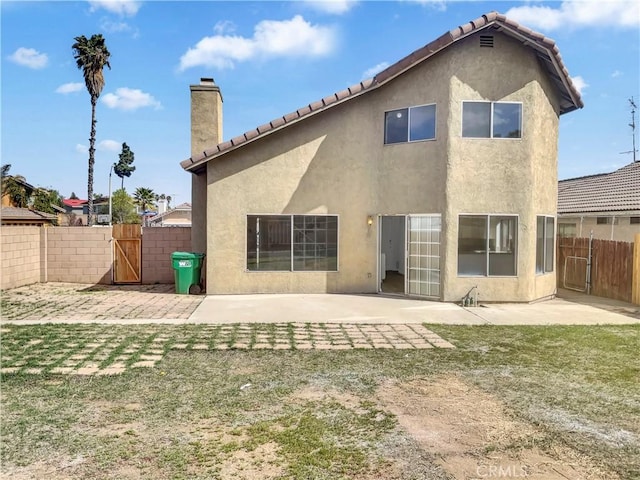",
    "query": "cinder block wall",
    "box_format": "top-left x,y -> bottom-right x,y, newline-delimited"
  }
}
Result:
47,227 -> 112,284
0,226 -> 42,290
142,227 -> 192,284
